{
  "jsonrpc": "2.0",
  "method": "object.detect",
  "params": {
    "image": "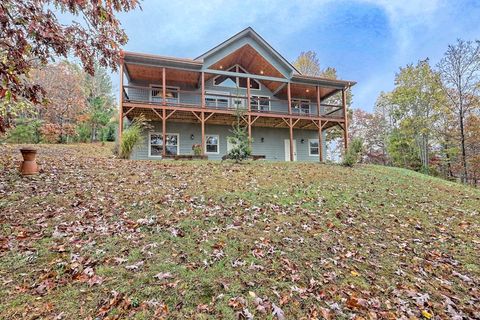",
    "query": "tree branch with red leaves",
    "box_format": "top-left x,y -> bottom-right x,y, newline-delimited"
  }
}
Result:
0,0 -> 140,104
